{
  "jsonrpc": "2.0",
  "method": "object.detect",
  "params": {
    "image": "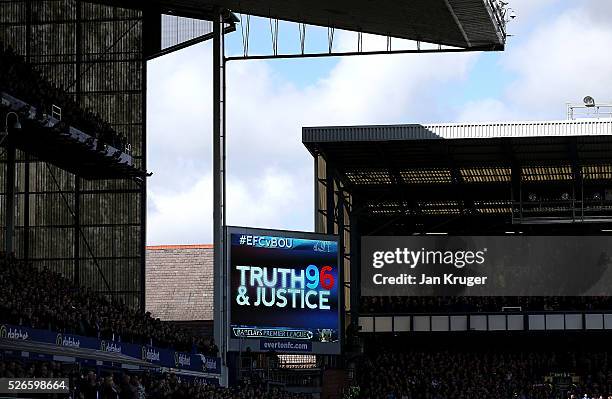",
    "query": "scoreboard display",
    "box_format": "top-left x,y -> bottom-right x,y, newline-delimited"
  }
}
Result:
226,227 -> 340,354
